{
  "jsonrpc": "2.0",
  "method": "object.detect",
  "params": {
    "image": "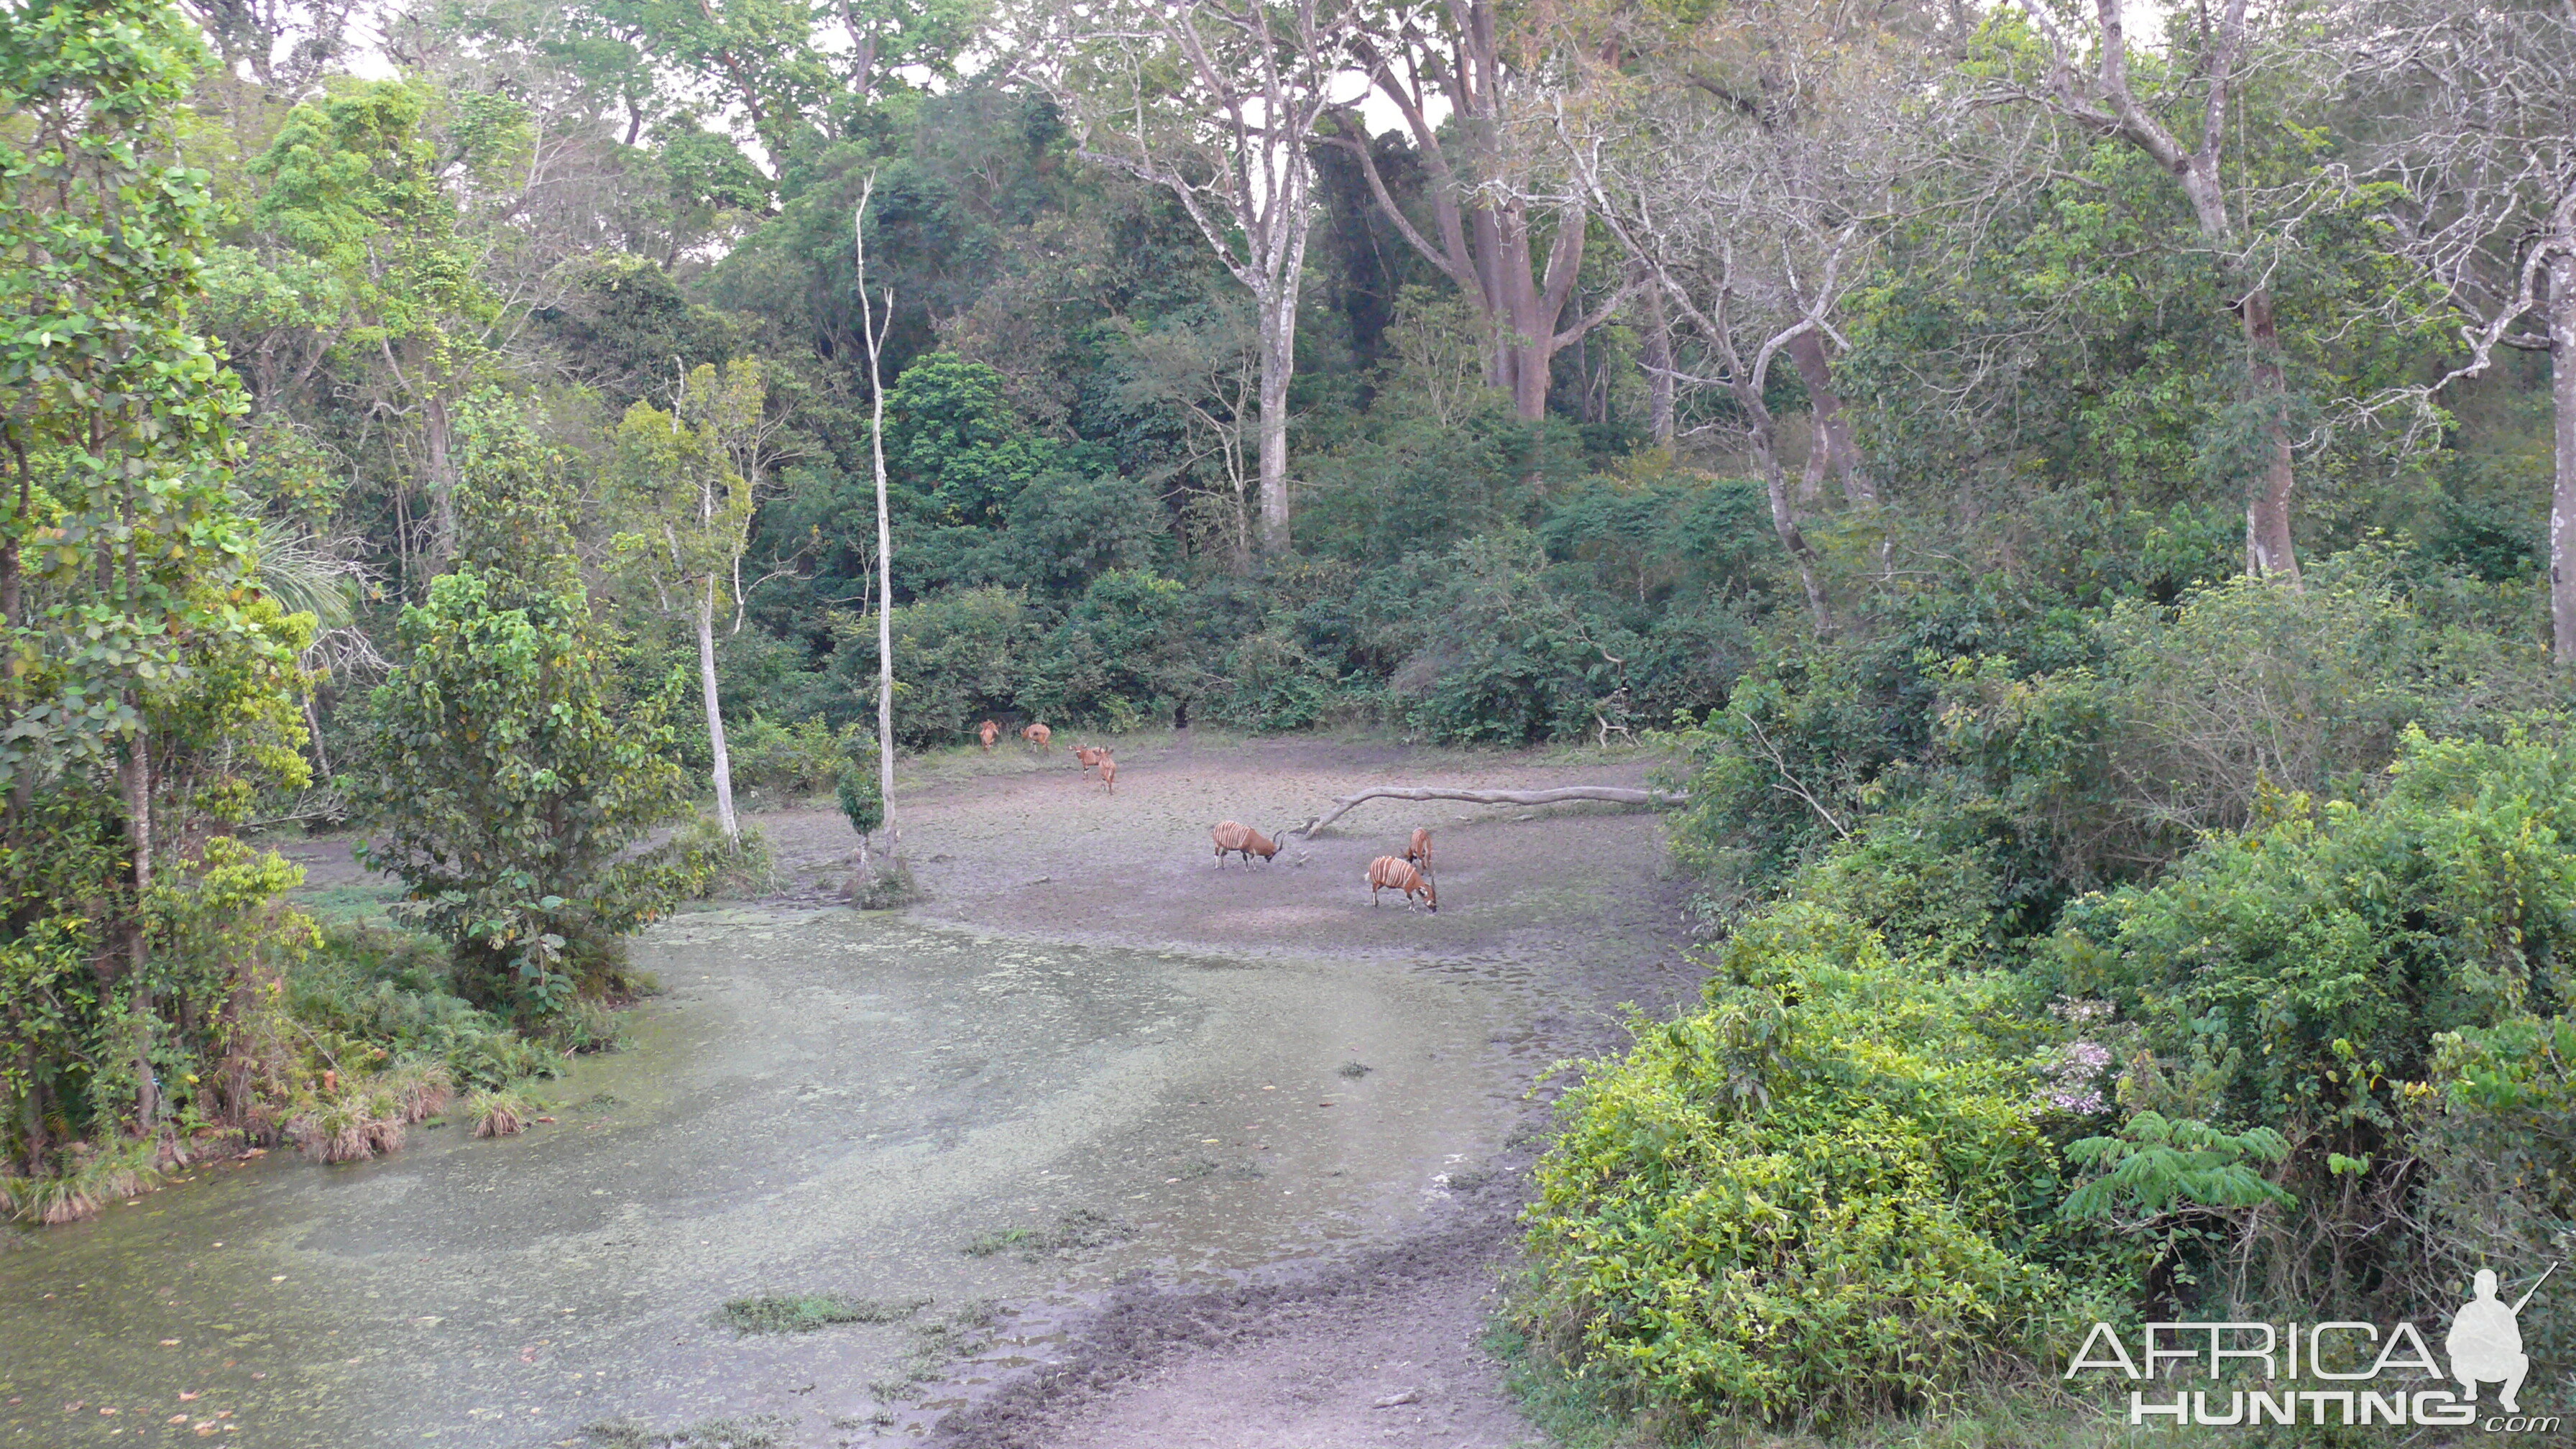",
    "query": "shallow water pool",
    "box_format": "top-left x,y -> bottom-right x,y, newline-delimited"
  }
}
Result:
1,910 -> 1522,1447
